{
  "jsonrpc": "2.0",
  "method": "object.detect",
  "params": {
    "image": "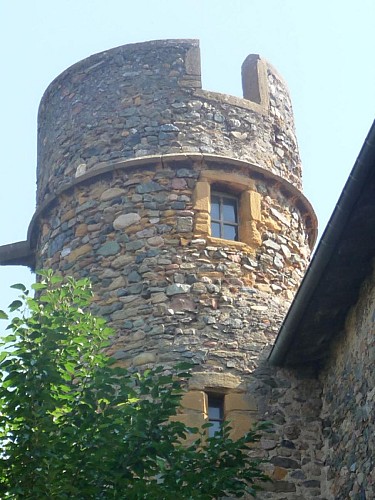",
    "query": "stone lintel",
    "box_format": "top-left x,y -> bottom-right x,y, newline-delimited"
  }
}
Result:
188,372 -> 246,392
